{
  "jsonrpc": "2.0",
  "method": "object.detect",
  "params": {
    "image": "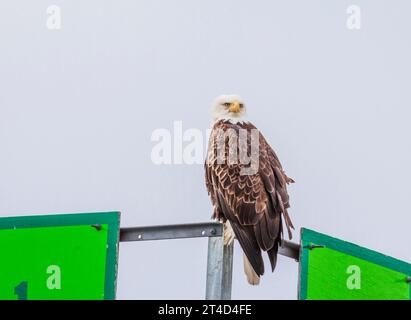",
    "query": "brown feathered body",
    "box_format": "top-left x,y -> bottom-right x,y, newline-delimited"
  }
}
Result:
205,120 -> 294,278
